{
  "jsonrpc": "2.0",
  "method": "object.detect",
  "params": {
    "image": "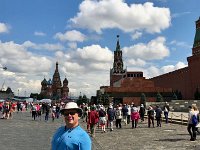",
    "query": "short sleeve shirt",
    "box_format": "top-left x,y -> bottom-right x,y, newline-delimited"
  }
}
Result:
51,125 -> 91,150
